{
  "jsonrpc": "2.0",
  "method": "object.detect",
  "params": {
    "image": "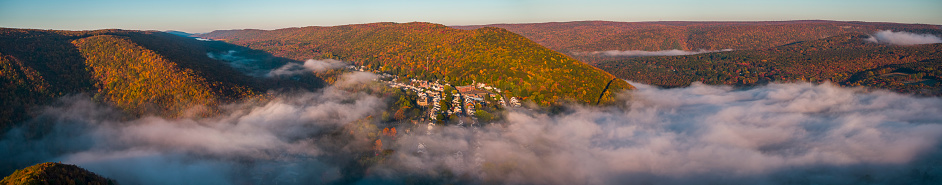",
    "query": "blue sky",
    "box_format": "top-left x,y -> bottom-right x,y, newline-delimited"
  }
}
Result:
1,0 -> 939,33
